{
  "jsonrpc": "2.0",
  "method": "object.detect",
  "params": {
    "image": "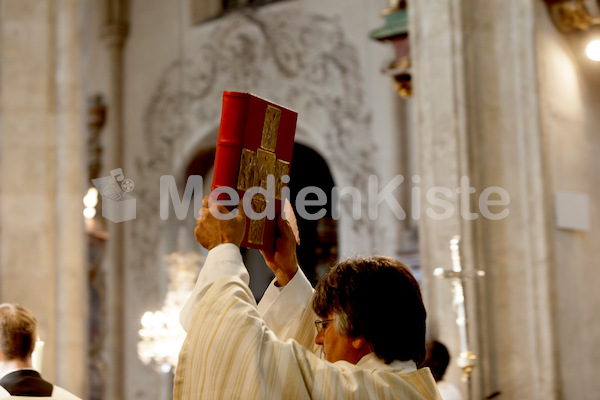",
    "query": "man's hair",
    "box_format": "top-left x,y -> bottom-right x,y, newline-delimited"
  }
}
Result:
424,340 -> 450,382
0,303 -> 37,360
312,256 -> 426,364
